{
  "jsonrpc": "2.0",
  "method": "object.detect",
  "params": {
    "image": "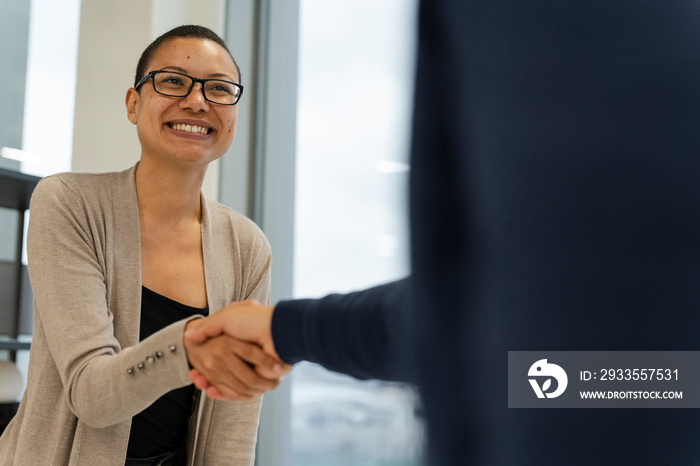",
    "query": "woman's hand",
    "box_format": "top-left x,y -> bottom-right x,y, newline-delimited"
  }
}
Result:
184,302 -> 294,400
183,319 -> 286,401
